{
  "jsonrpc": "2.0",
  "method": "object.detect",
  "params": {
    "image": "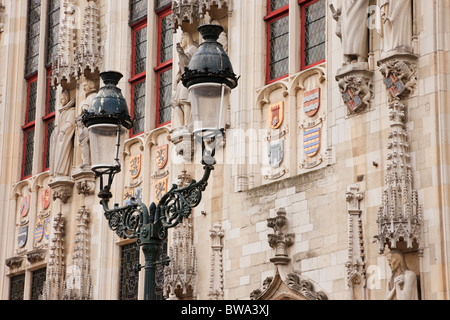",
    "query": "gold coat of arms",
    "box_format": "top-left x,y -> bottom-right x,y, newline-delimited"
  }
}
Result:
269,101 -> 284,129
129,154 -> 142,179
156,144 -> 169,170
